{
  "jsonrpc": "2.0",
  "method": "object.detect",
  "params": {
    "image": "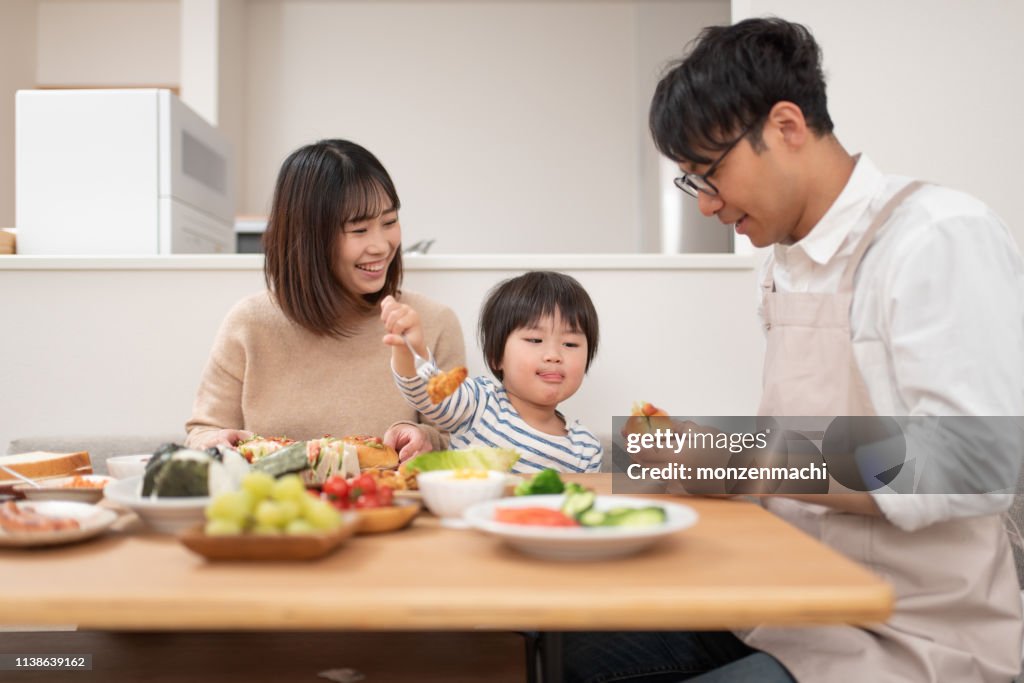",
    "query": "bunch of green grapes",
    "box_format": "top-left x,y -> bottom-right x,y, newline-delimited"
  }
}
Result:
204,472 -> 342,535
